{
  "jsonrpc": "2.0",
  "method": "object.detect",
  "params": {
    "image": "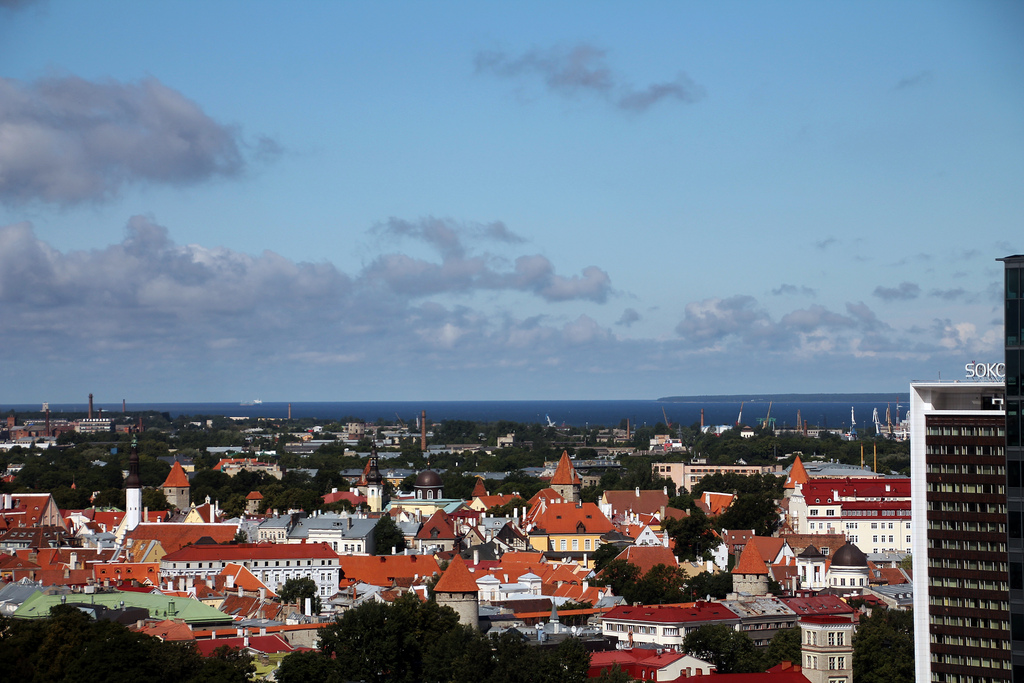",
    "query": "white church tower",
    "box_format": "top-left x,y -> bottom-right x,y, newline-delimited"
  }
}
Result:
125,436 -> 143,532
